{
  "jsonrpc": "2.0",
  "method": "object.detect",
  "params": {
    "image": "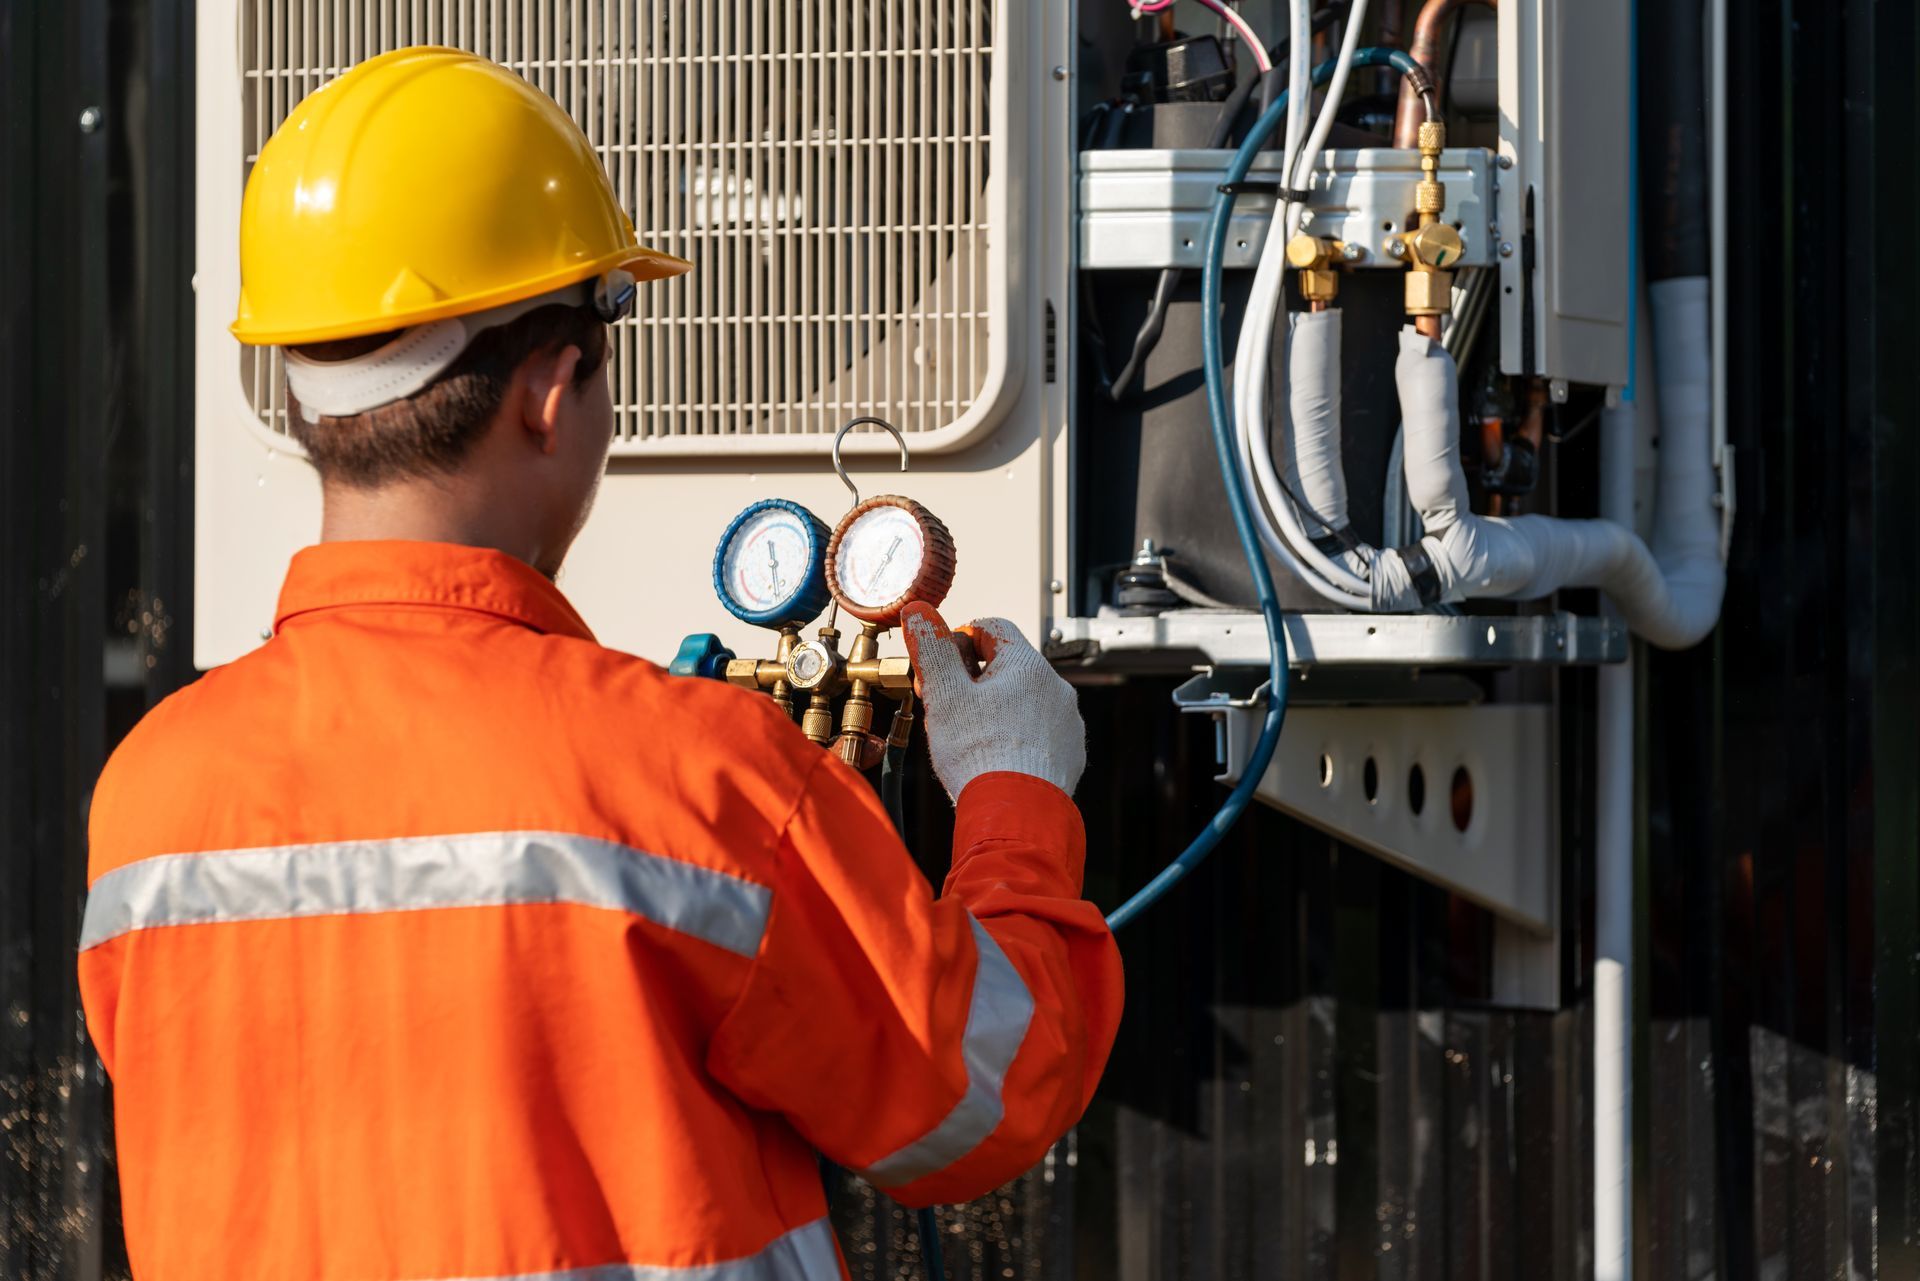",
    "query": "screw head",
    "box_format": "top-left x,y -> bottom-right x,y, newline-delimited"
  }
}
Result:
1340,242 -> 1366,264
1497,154 -> 1514,170
1051,65 -> 1069,81
1385,237 -> 1408,259
1499,241 -> 1515,258
1048,578 -> 1064,594
78,106 -> 102,133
